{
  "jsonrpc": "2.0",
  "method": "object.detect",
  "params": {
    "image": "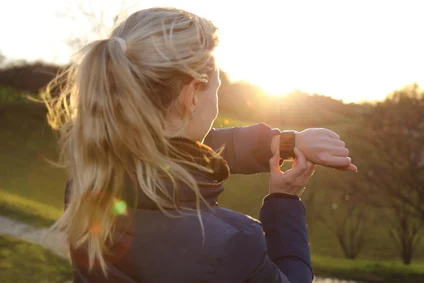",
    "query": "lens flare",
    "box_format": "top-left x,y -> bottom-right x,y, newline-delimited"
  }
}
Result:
112,199 -> 127,216
91,223 -> 101,234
